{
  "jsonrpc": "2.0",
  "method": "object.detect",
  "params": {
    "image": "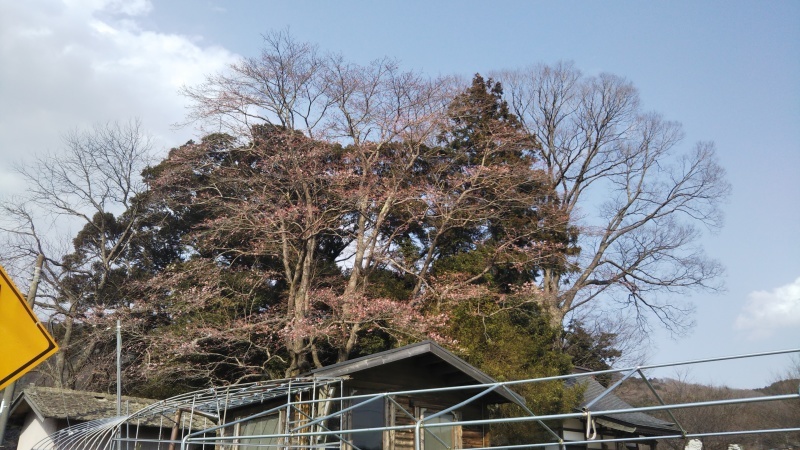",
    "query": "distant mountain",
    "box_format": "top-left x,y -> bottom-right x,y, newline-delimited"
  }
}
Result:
754,377 -> 800,396
608,376 -> 799,450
